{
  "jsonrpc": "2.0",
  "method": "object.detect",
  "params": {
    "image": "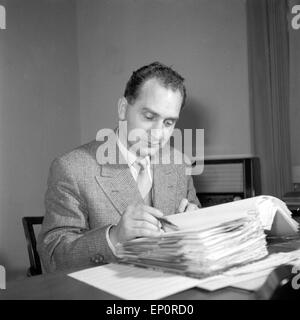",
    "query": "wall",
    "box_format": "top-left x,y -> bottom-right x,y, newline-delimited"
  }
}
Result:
289,0 -> 300,183
0,0 -> 253,280
76,0 -> 252,158
0,0 -> 80,280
